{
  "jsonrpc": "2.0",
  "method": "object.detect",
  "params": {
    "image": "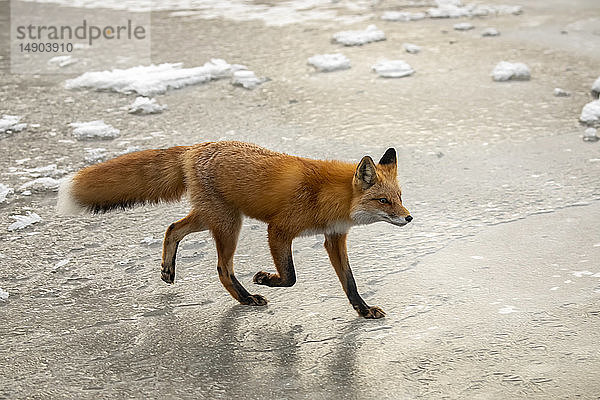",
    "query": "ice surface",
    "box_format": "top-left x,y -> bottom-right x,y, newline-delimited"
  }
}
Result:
48,55 -> 78,68
0,115 -> 27,133
0,184 -> 14,203
454,22 -> 474,31
231,70 -> 267,89
8,212 -> 41,231
65,60 -> 260,95
580,100 -> 600,126
19,177 -> 61,192
70,120 -> 120,140
372,60 -> 415,78
491,61 -> 531,81
583,127 -> 598,142
0,287 -> 8,301
403,43 -> 421,54
129,97 -> 168,114
592,77 -> 600,99
381,11 -> 426,21
553,88 -> 570,97
307,53 -> 351,72
481,27 -> 500,36
332,25 -> 385,46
